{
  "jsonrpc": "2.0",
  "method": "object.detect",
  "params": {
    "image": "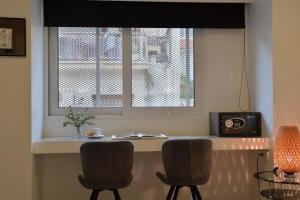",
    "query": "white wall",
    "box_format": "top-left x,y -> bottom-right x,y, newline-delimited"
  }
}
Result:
31,0 -> 44,142
272,0 -> 300,174
248,0 -> 273,138
247,1 -> 273,199
31,0 -> 44,199
0,0 -> 32,200
273,0 -> 300,131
